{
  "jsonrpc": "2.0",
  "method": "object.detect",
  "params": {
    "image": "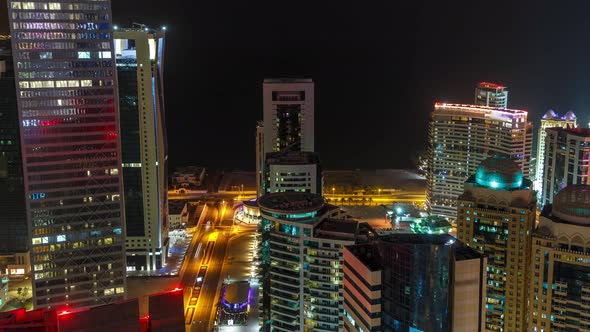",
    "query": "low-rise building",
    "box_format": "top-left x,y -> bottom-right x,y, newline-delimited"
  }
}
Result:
168,201 -> 188,229
171,166 -> 206,188
0,252 -> 29,279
